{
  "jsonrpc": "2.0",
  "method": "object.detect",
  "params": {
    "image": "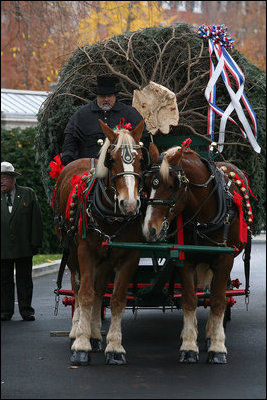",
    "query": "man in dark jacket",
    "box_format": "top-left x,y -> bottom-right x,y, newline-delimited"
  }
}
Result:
61,75 -> 150,165
1,162 -> 43,321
